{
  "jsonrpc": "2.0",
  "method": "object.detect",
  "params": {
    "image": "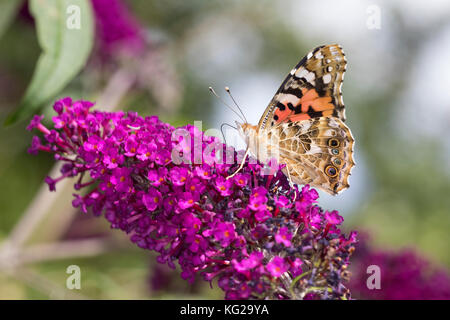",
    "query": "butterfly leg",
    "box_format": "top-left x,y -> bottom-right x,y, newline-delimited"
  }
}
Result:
227,148 -> 250,180
285,164 -> 297,202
